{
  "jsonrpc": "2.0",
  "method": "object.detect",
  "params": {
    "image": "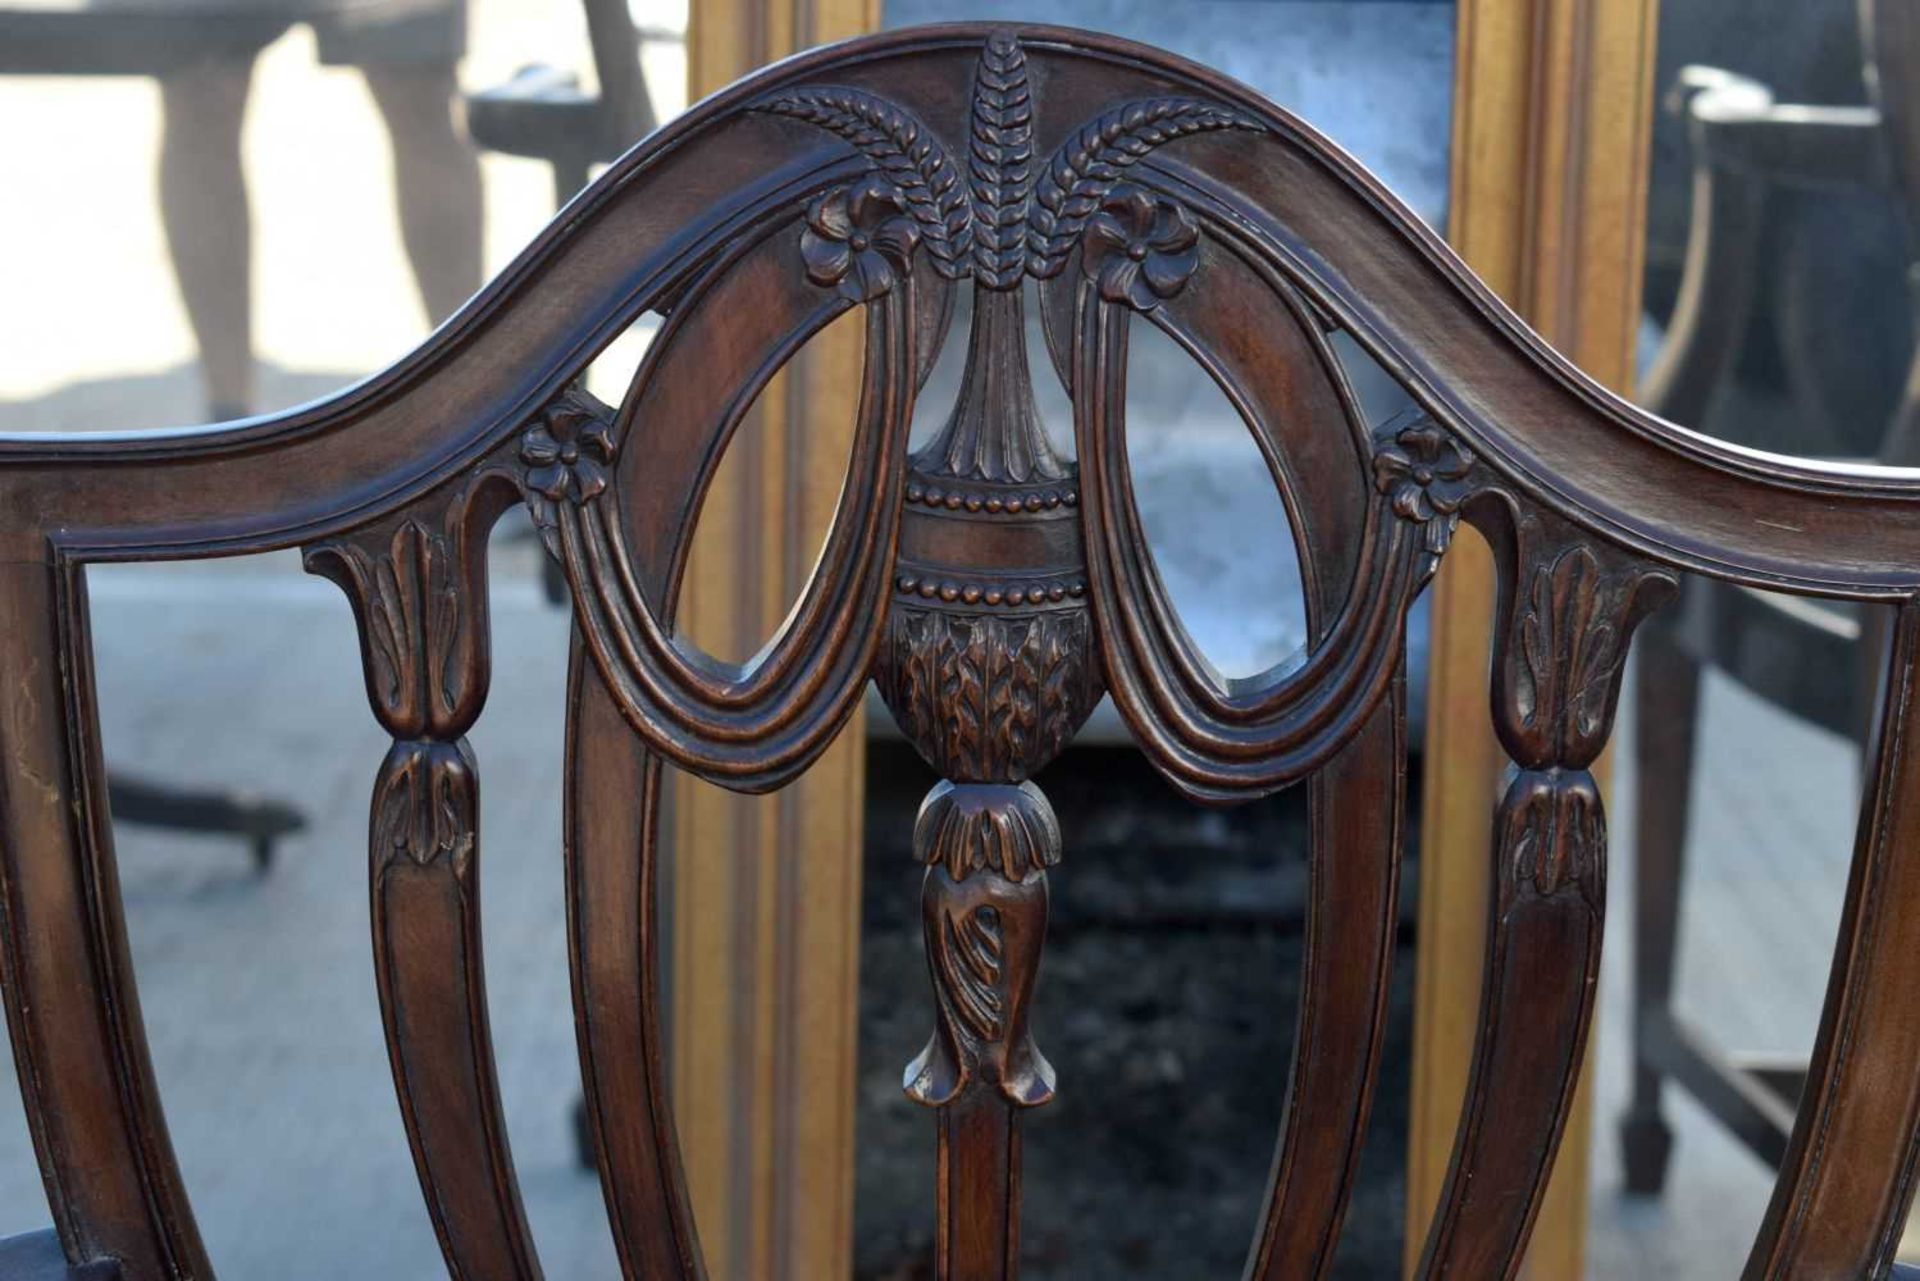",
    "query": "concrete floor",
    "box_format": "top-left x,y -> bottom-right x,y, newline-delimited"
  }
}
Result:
0,0 -> 1886,1275
0,550 -> 619,1277
1588,664 -> 1861,1278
